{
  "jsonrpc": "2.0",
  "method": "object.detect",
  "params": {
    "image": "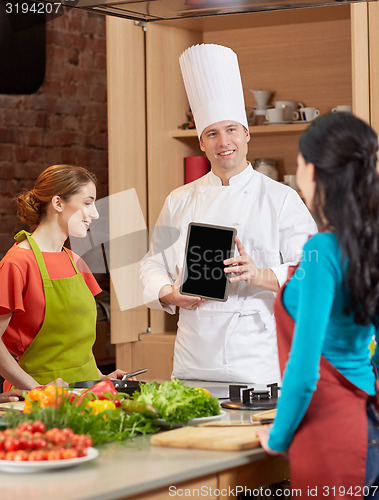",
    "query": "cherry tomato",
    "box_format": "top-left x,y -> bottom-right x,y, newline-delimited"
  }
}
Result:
83,436 -> 92,448
47,449 -> 62,460
32,437 -> 47,450
114,399 -> 121,408
13,450 -> 29,461
51,432 -> 67,446
31,421 -> 46,434
4,437 -> 21,452
61,428 -> 74,439
19,435 -> 33,451
28,450 -> 45,461
71,434 -> 91,448
62,448 -> 79,459
17,422 -> 33,433
3,429 -> 15,437
5,451 -> 16,460
76,447 -> 87,457
44,428 -> 60,440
